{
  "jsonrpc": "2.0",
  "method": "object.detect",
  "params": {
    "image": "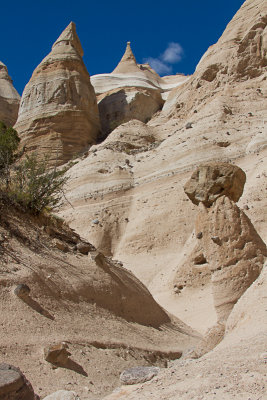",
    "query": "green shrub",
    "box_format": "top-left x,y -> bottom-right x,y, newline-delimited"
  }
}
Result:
10,154 -> 69,214
0,121 -> 20,188
0,121 -> 69,215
